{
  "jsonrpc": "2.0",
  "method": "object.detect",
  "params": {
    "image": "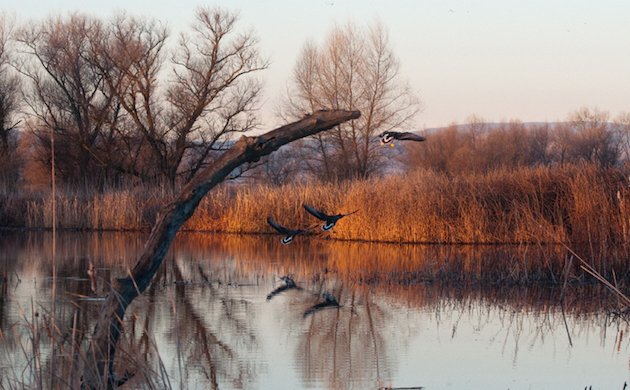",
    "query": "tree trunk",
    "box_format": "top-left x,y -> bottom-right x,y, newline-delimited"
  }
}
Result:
81,109 -> 360,388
